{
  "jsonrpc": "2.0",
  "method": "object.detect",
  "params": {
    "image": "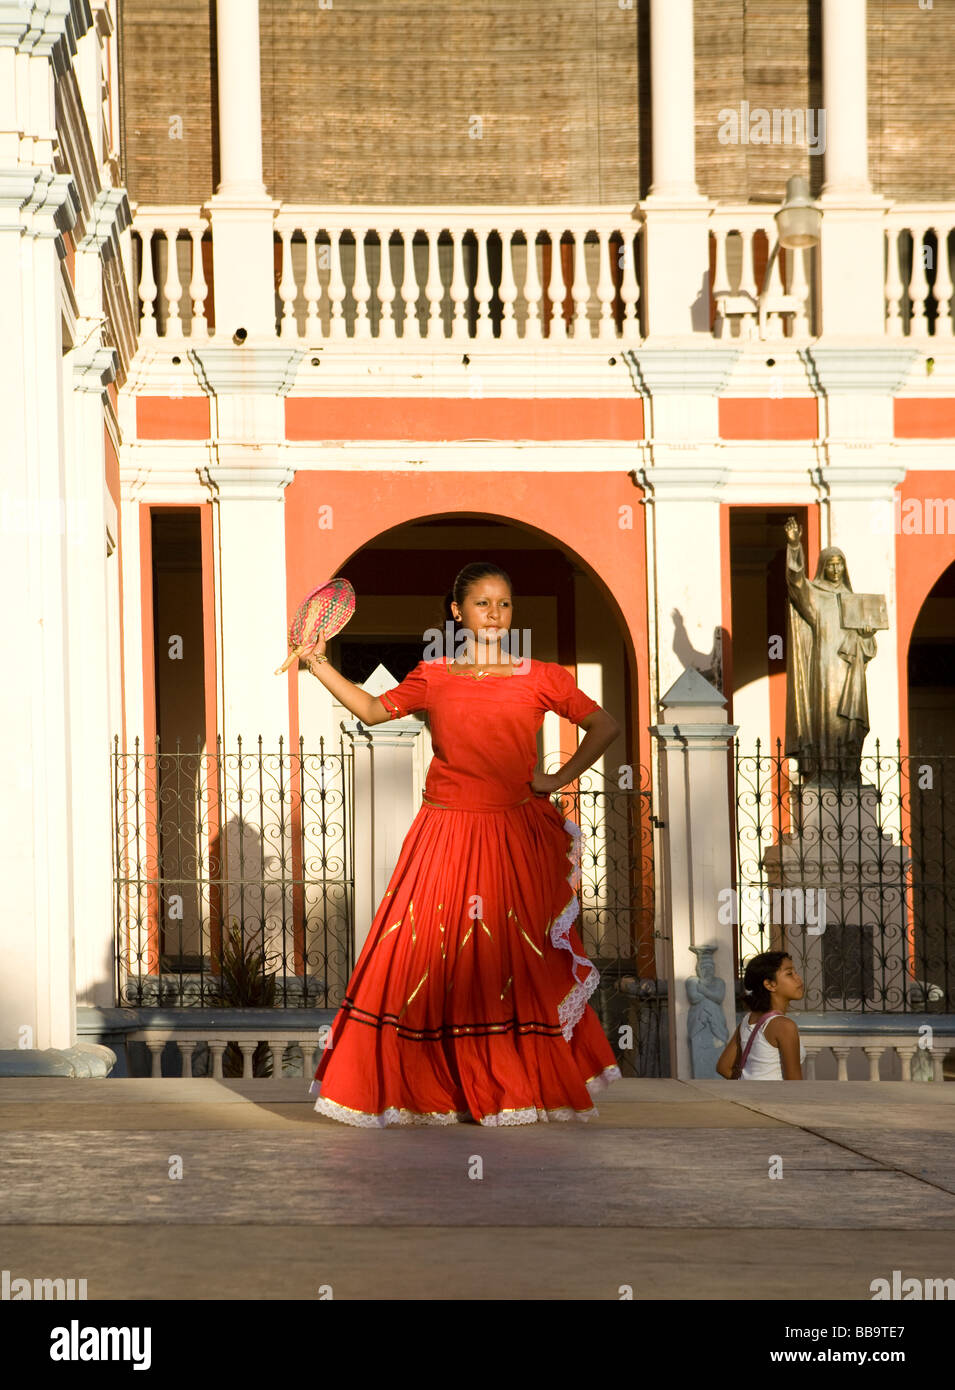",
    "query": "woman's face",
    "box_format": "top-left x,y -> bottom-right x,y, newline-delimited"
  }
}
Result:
823,554 -> 845,584
452,578 -> 513,653
766,958 -> 805,1002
